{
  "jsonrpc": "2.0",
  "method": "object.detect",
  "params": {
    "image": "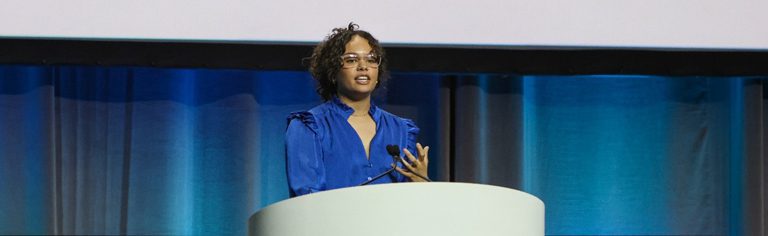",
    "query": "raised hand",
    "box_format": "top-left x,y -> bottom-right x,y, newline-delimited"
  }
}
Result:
395,143 -> 430,182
